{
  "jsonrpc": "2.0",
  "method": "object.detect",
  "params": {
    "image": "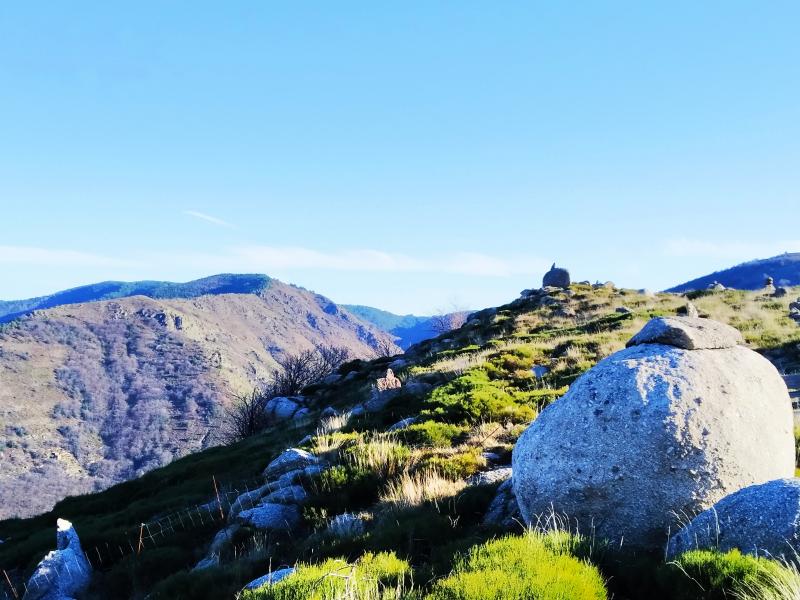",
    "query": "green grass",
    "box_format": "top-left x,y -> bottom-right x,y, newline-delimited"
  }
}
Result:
241,552 -> 411,600
425,530 -> 607,600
